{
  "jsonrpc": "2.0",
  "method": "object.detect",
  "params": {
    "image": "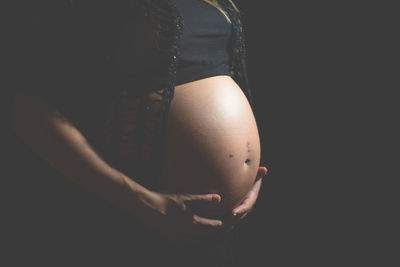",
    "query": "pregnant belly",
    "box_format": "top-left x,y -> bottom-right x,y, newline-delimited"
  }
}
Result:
159,75 -> 261,218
